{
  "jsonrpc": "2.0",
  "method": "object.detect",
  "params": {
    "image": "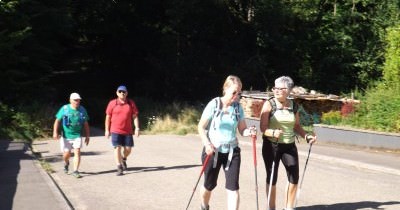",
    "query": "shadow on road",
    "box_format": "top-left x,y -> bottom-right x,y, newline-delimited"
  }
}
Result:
0,141 -> 30,210
298,201 -> 400,210
79,164 -> 201,177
